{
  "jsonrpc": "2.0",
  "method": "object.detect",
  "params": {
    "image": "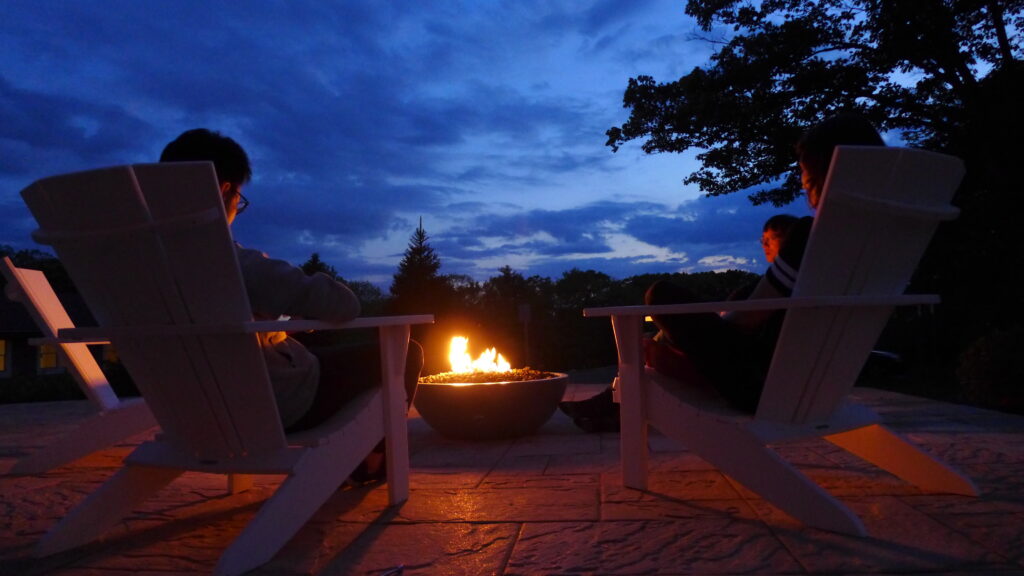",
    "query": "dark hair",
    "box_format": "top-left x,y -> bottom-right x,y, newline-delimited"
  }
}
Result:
159,128 -> 252,186
796,114 -> 884,194
763,213 -> 799,235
